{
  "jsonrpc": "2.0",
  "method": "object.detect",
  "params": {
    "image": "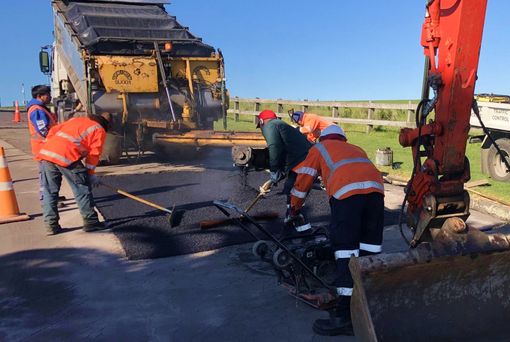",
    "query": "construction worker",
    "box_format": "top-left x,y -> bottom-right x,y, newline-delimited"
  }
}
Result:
37,113 -> 111,235
27,85 -> 58,200
290,111 -> 334,143
256,109 -> 312,225
289,125 -> 384,336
